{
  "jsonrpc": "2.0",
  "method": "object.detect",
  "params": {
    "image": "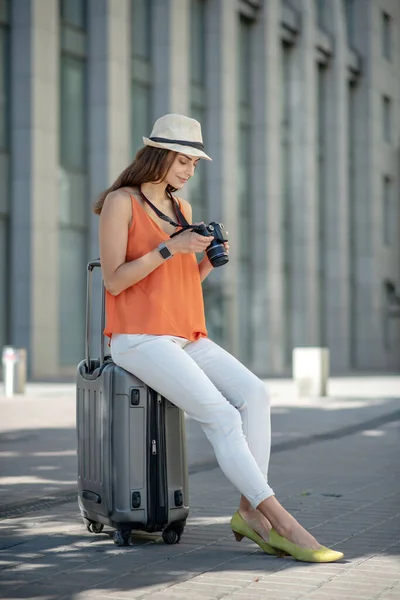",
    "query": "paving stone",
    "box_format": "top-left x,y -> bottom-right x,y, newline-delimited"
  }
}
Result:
248,580 -> 319,592
1,389 -> 400,600
74,596 -> 143,600
307,596 -> 371,600
174,579 -> 242,591
137,594 -> 217,600
229,591 -> 299,599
